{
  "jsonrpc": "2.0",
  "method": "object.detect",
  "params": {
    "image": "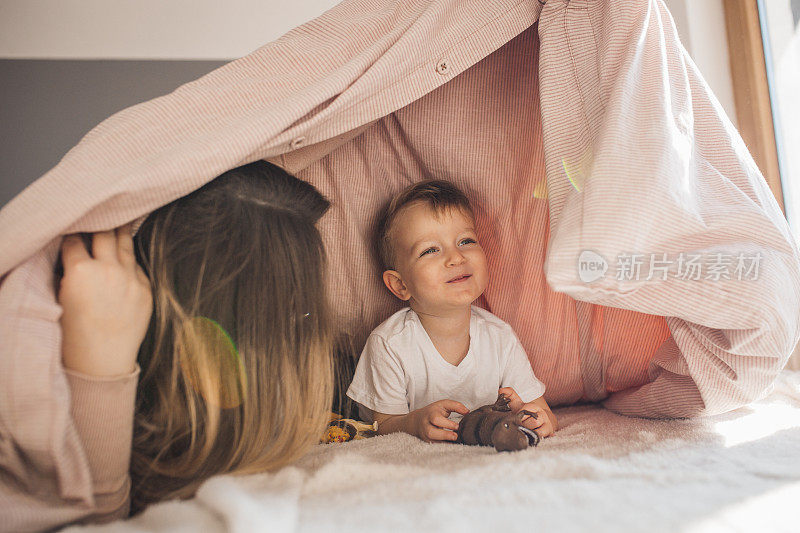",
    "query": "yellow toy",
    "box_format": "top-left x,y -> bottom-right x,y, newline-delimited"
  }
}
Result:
321,414 -> 378,443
